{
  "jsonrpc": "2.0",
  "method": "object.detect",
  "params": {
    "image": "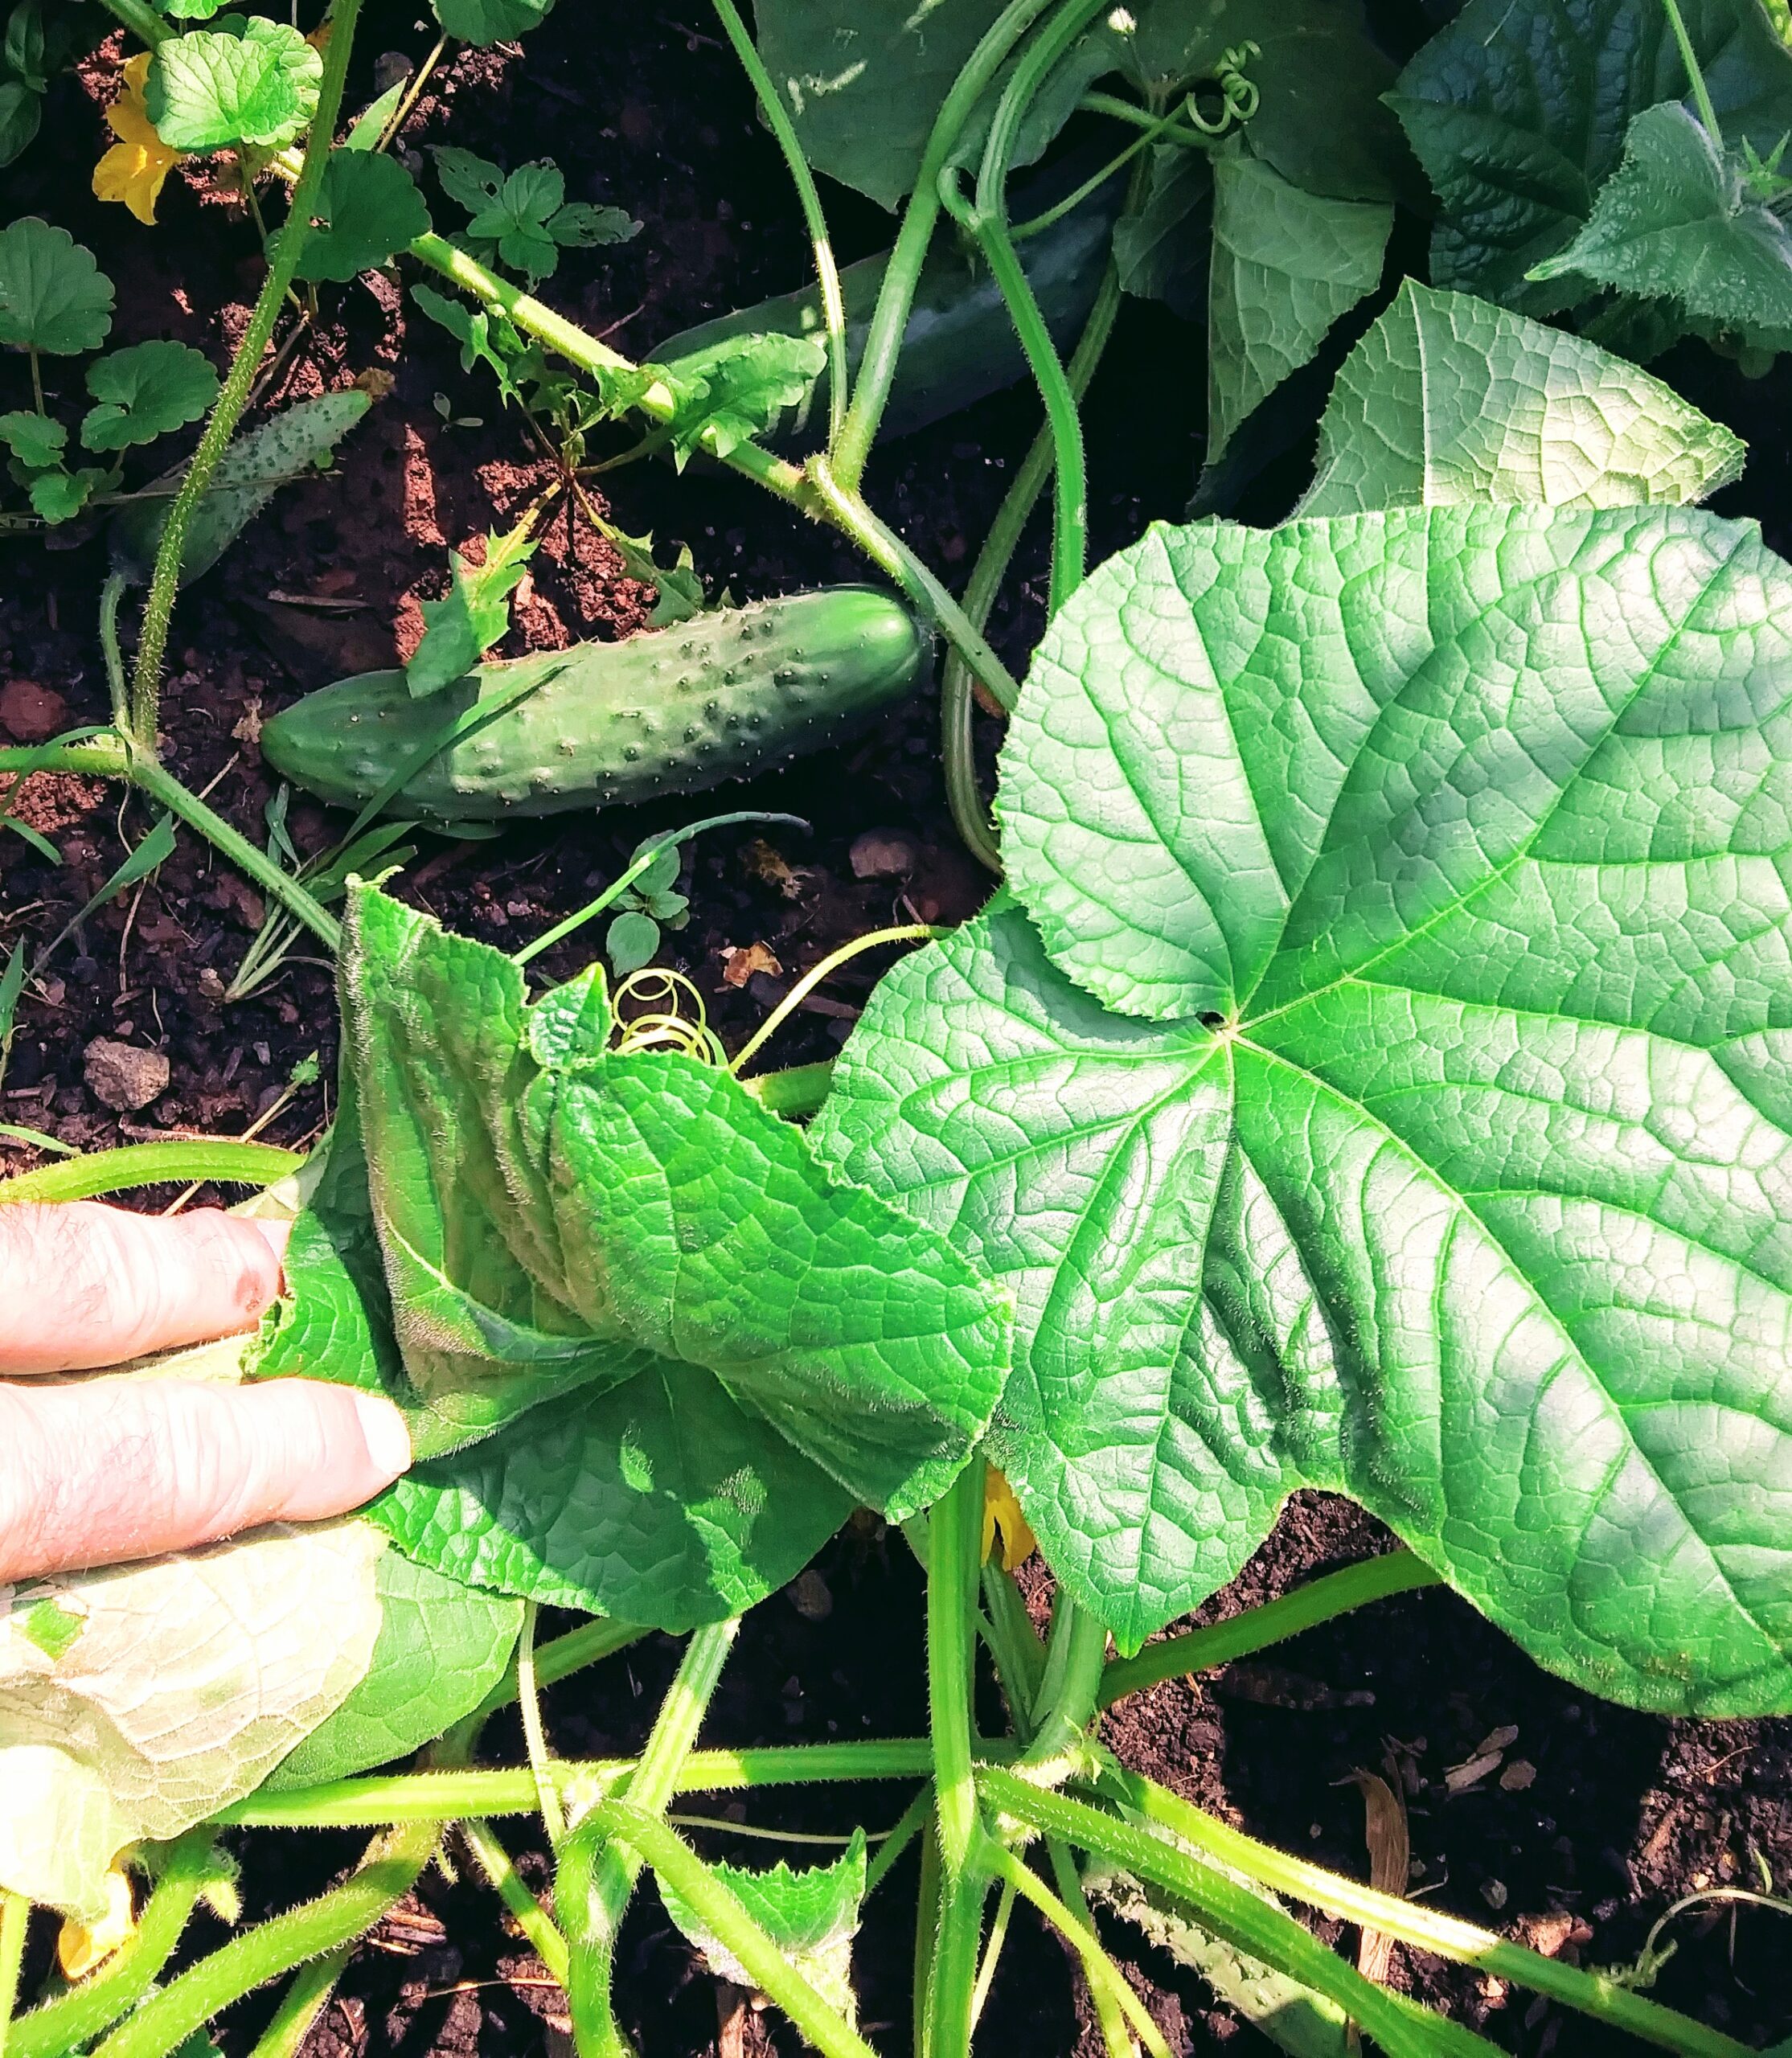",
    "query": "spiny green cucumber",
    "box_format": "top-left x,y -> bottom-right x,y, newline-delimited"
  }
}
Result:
260,587 -> 925,821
